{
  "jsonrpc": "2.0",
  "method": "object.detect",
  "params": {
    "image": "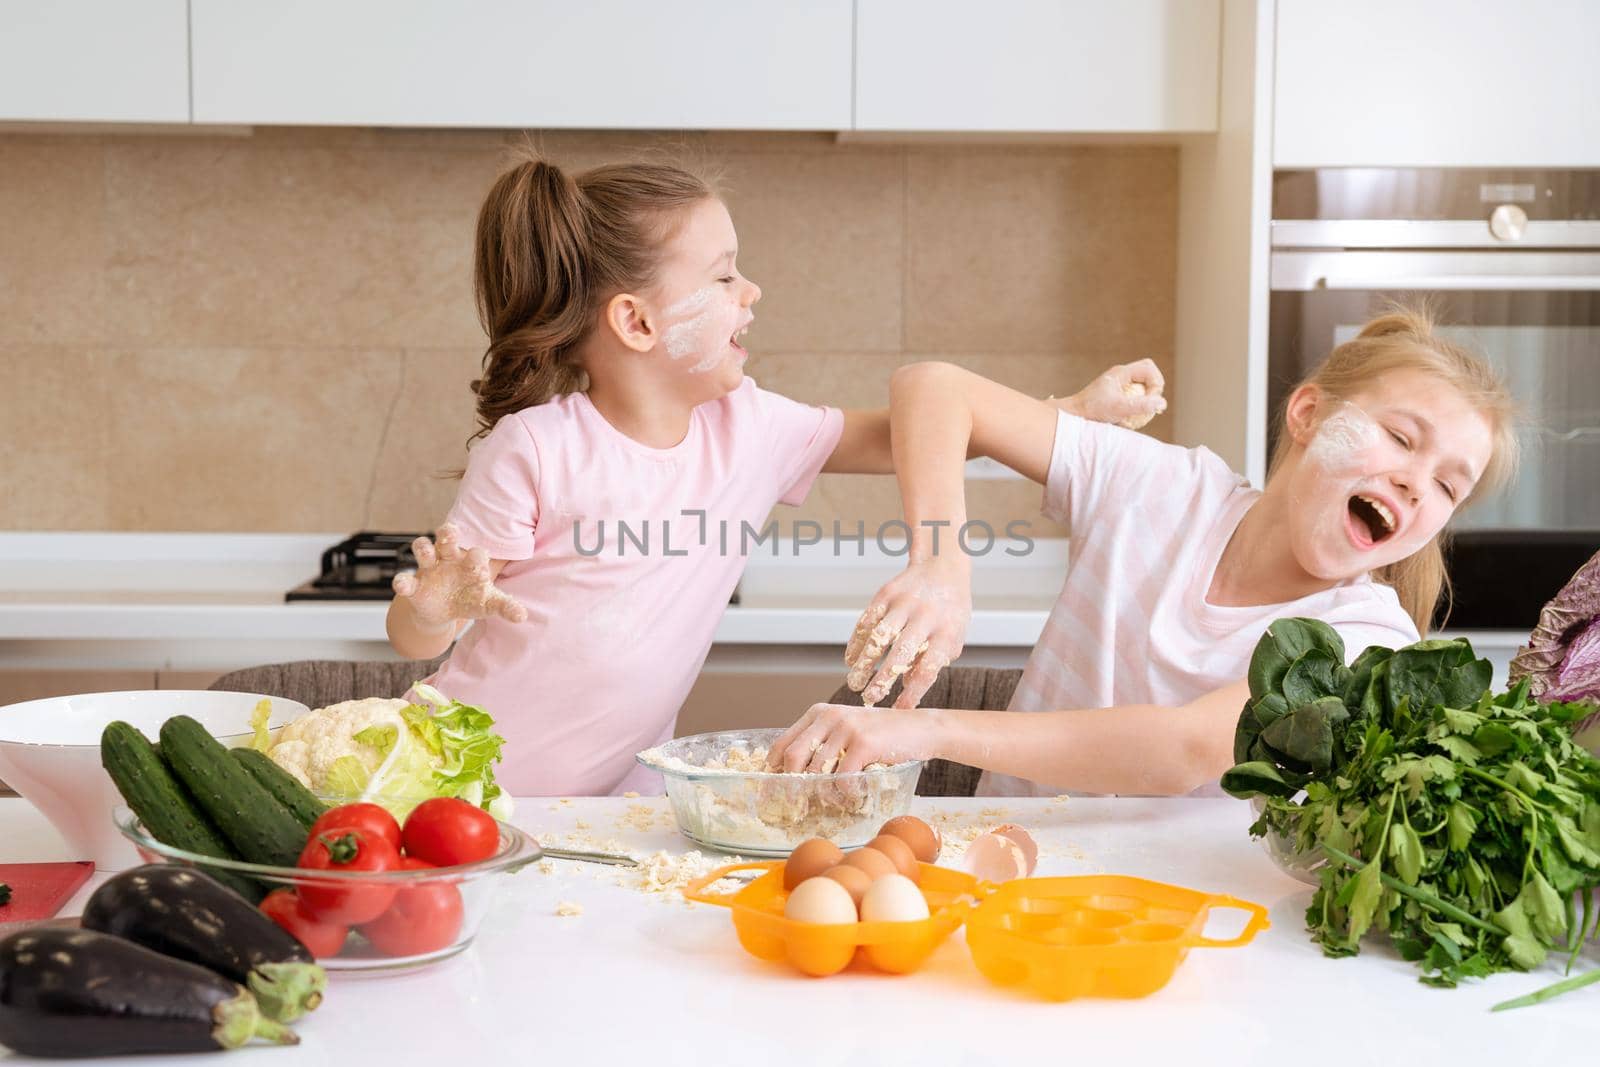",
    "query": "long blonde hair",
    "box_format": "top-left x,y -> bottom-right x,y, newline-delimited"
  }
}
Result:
469,153 -> 720,444
1267,305 -> 1519,633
